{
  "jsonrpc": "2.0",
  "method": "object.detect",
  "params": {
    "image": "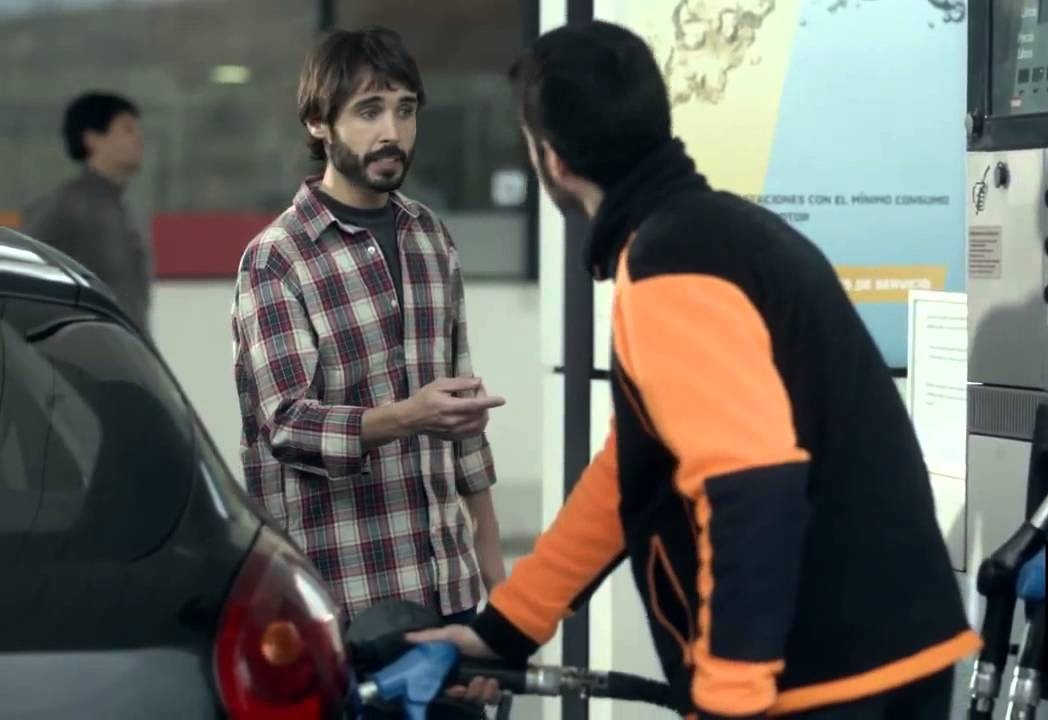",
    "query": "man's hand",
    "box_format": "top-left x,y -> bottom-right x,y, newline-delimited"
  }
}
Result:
405,625 -> 503,705
469,382 -> 498,439
404,377 -> 505,441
